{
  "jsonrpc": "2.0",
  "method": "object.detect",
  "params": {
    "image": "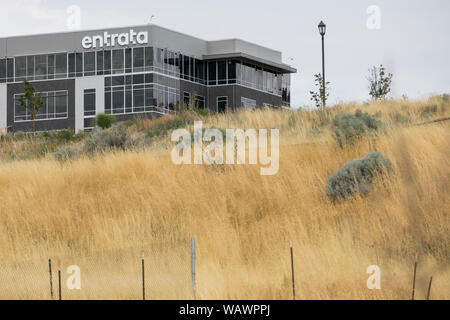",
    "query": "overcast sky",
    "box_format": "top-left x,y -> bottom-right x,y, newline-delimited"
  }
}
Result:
1,0 -> 449,107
